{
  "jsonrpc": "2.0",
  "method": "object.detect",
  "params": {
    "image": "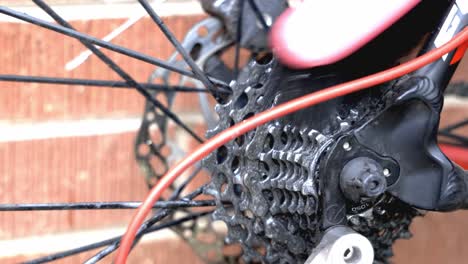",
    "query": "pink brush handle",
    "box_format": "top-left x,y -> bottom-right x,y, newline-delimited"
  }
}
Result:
270,0 -> 421,68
